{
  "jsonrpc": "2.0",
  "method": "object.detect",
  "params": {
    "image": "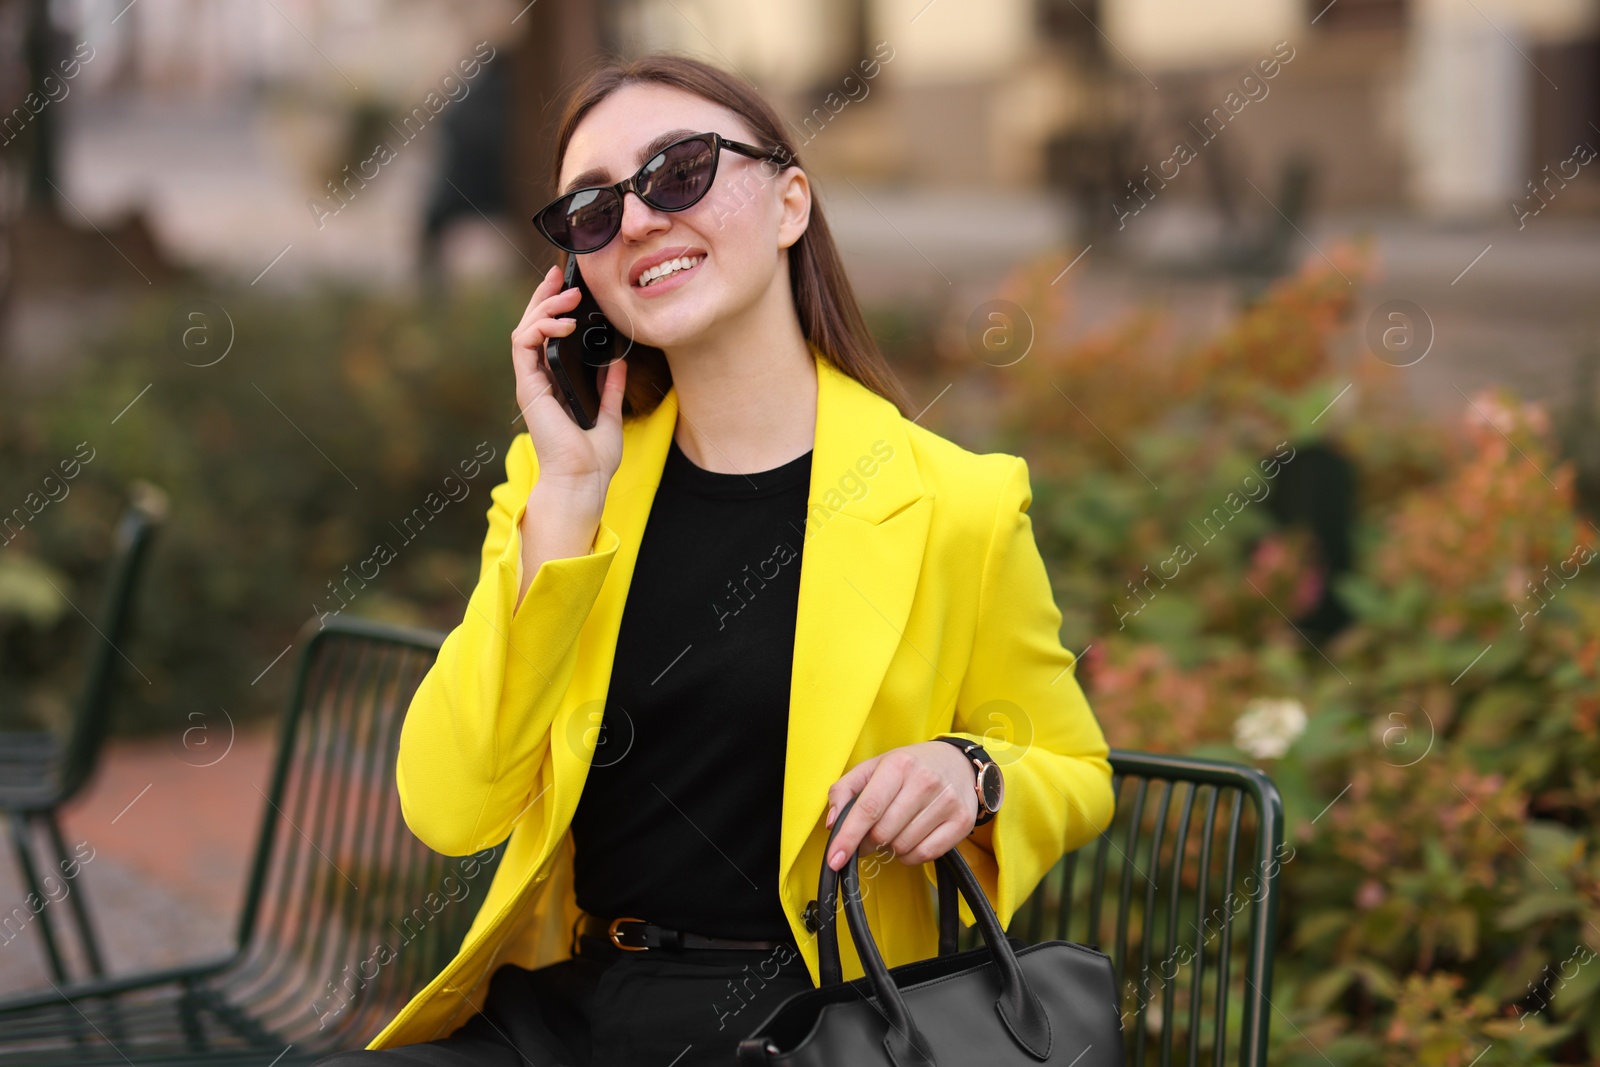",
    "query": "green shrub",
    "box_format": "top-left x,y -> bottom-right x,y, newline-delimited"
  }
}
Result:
972,246 -> 1600,1062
